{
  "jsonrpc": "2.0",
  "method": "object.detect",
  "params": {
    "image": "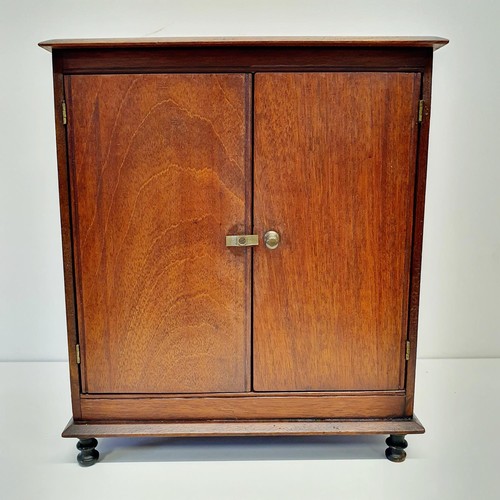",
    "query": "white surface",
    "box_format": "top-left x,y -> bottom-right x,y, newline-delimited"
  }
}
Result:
1,0 -> 499,361
0,359 -> 498,499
